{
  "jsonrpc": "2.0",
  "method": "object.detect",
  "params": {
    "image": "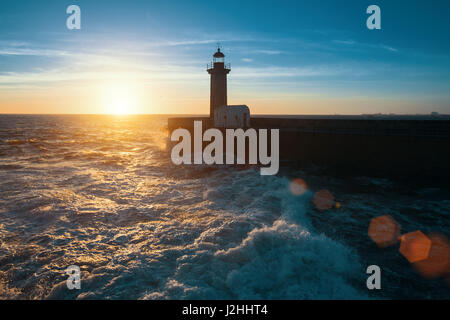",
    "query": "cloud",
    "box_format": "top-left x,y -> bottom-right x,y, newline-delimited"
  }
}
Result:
253,50 -> 285,55
0,60 -> 207,86
0,48 -> 70,57
0,62 -> 364,88
379,45 -> 399,53
153,35 -> 262,47
332,40 -> 356,45
163,39 -> 222,46
231,65 -> 349,79
332,39 -> 399,53
0,34 -> 404,92
0,40 -> 30,47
